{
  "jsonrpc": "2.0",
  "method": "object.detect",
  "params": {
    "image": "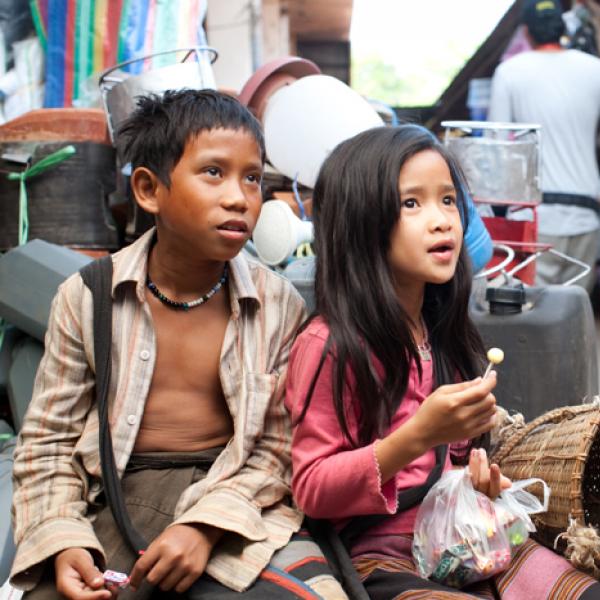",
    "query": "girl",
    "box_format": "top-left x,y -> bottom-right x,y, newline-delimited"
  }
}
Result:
285,125 -> 600,599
